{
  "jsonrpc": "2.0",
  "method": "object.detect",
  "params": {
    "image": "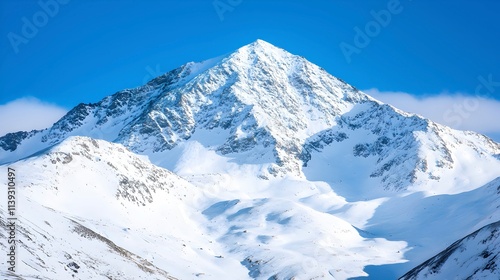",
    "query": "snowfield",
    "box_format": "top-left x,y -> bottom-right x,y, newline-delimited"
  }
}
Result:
1,40 -> 500,279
